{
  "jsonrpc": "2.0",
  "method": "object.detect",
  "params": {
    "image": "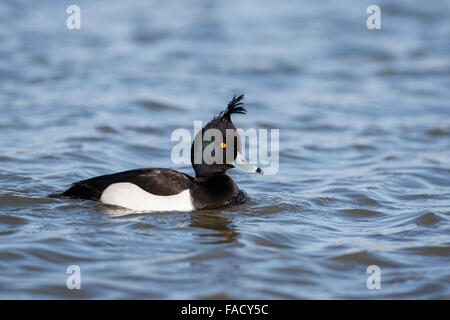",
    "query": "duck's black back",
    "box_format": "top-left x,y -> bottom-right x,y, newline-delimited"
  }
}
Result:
57,168 -> 194,201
